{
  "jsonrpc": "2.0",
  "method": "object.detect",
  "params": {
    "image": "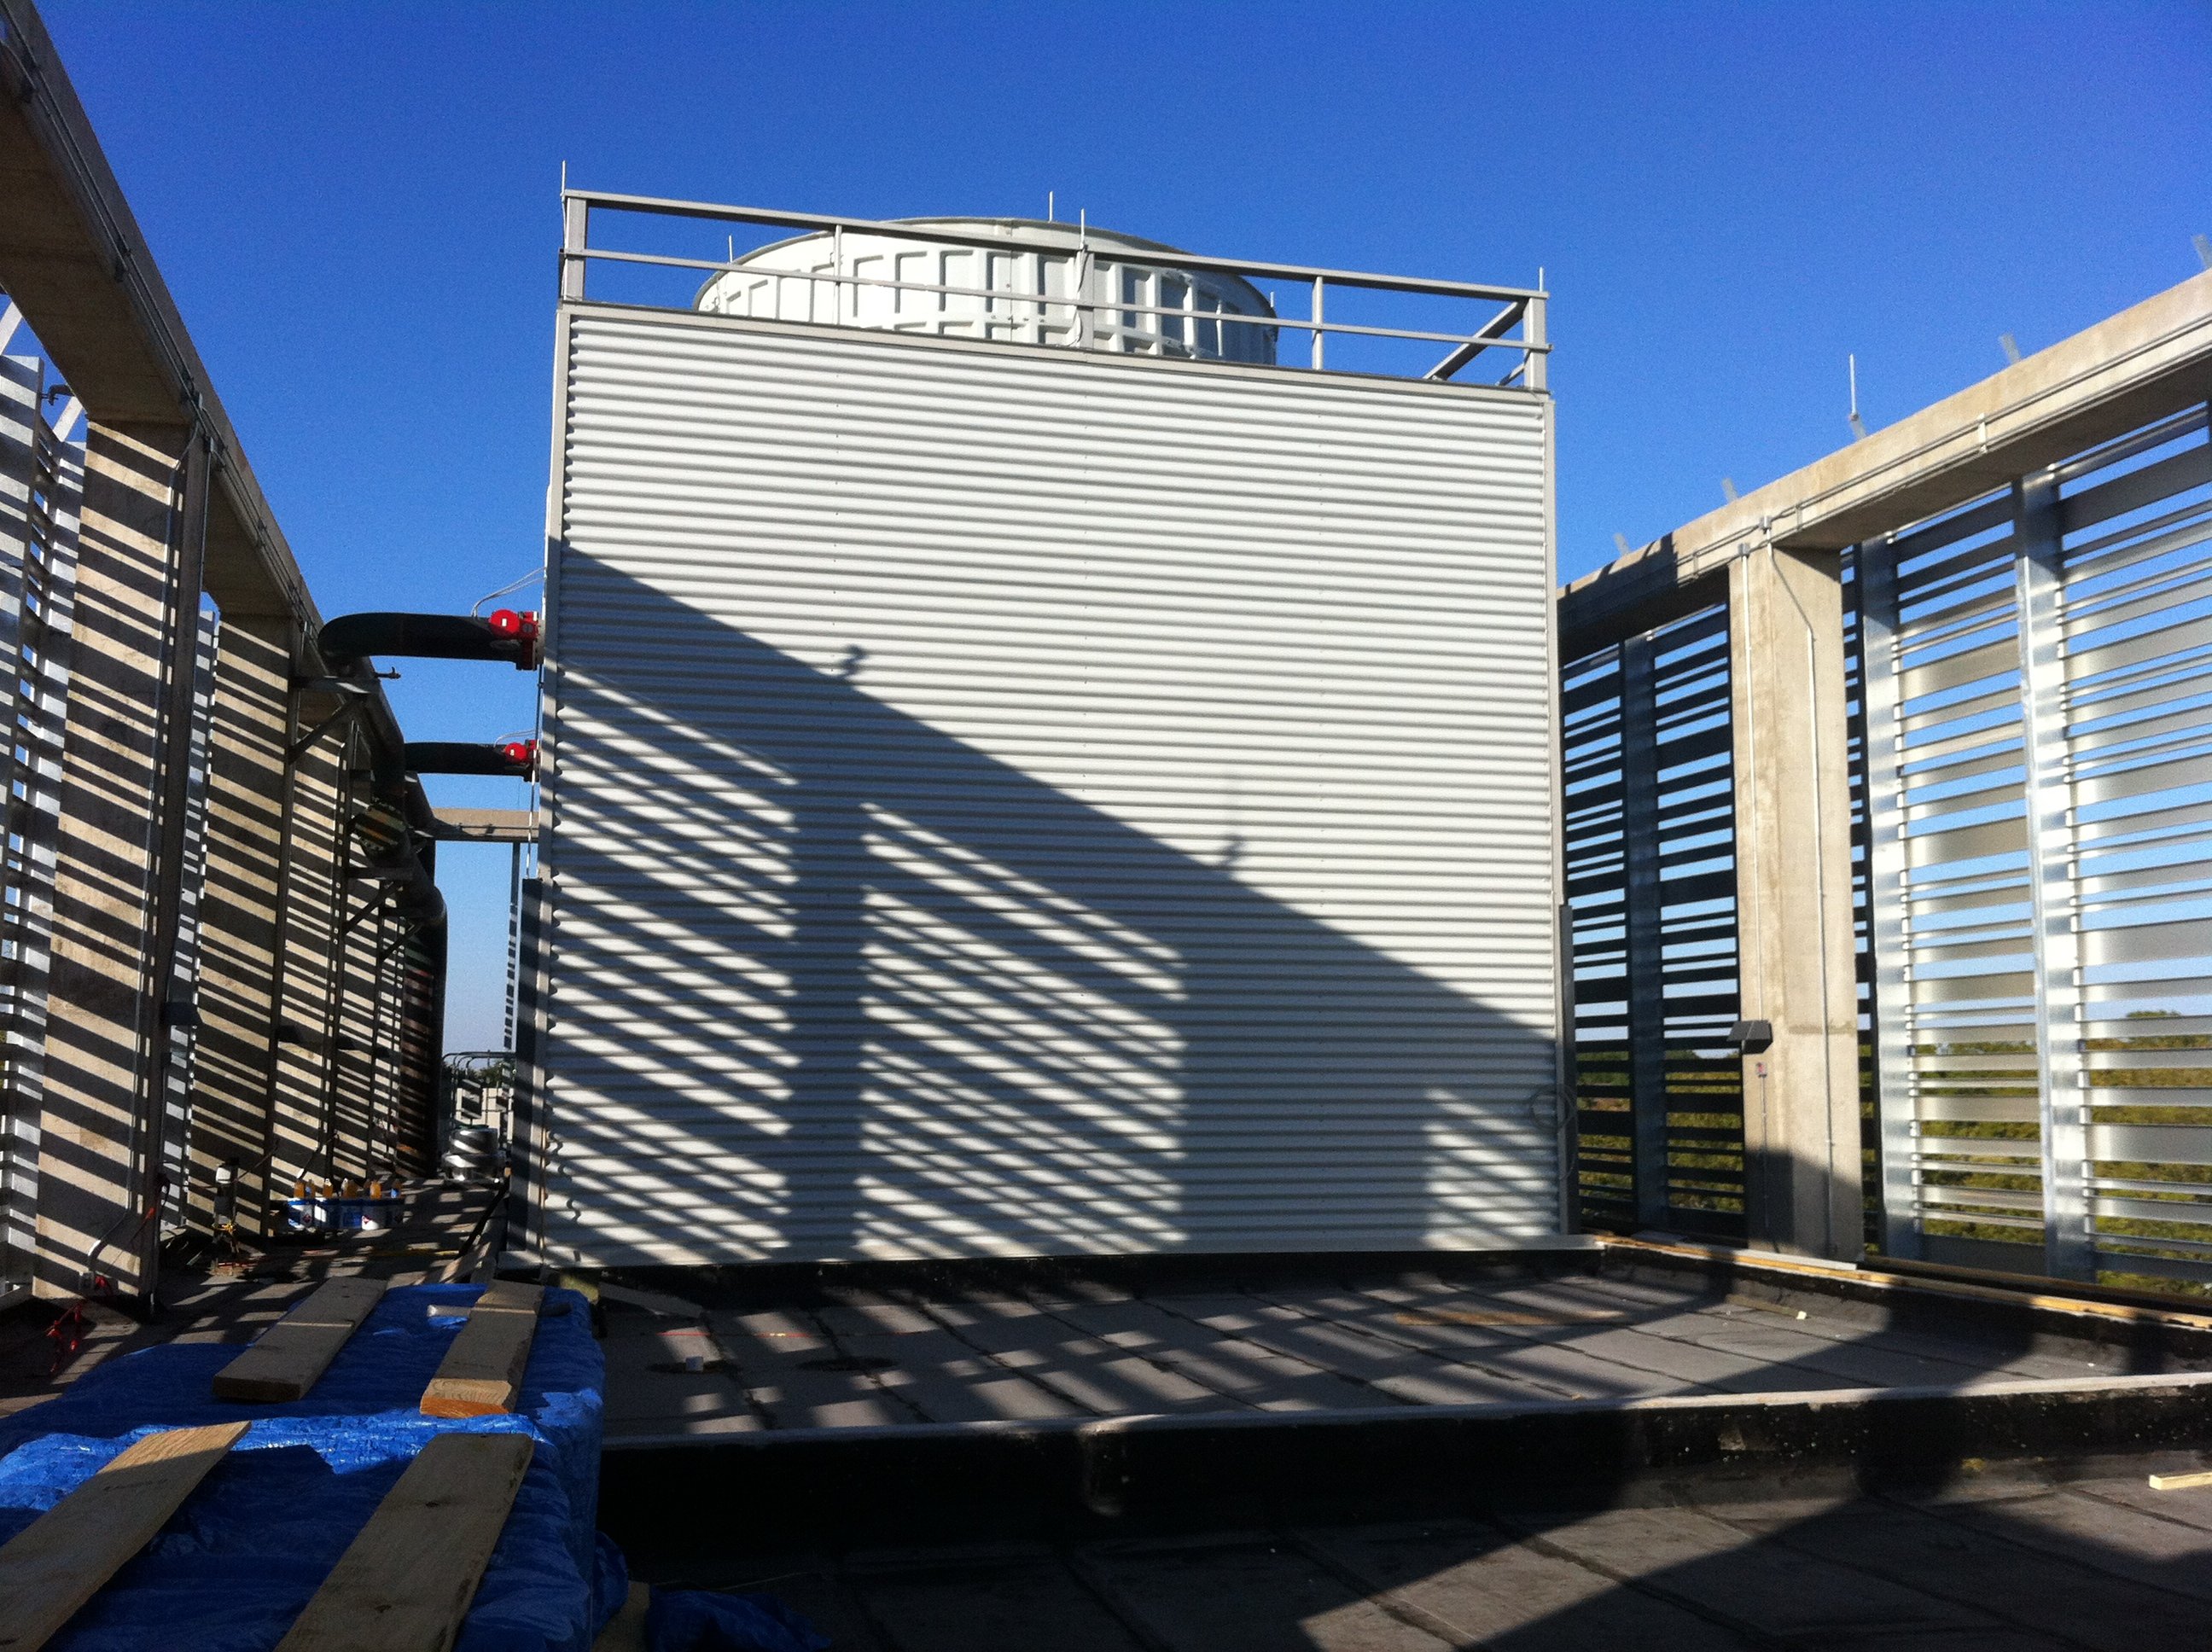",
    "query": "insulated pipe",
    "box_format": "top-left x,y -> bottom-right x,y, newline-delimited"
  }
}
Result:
319,609 -> 540,670
401,740 -> 537,779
